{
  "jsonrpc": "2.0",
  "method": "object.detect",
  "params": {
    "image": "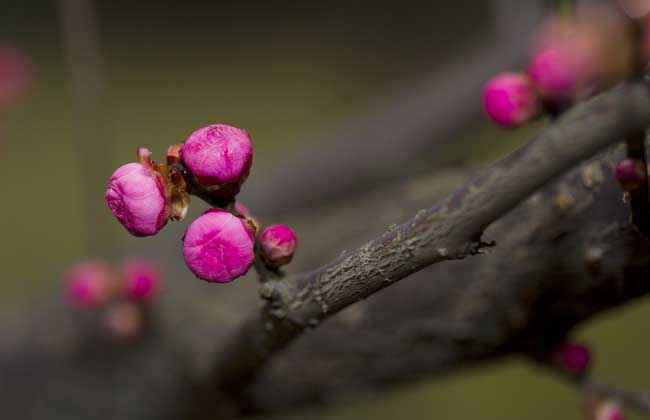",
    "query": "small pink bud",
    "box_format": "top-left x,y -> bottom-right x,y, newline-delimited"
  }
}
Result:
0,45 -> 31,111
595,401 -> 624,420
180,124 -> 253,200
553,342 -> 591,376
105,160 -> 169,237
182,209 -> 255,283
122,259 -> 161,302
615,158 -> 647,191
103,302 -> 143,340
528,17 -> 604,102
65,261 -> 112,309
260,224 -> 298,268
483,72 -> 540,128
